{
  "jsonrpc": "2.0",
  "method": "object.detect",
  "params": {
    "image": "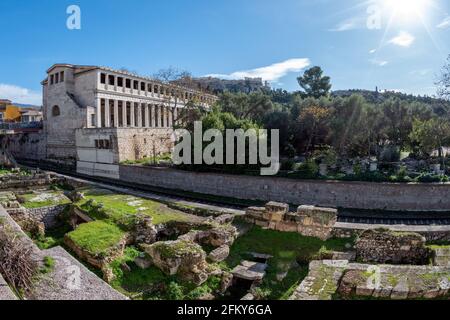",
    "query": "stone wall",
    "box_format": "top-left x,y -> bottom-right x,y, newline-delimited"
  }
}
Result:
119,166 -> 450,211
355,229 -> 432,265
0,172 -> 58,190
27,204 -> 68,229
244,202 -> 337,240
4,132 -> 46,161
